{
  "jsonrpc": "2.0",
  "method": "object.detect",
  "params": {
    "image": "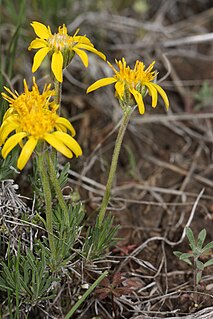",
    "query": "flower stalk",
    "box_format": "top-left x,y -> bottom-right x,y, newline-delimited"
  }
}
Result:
37,149 -> 56,259
54,78 -> 62,106
98,104 -> 133,227
46,153 -> 70,225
